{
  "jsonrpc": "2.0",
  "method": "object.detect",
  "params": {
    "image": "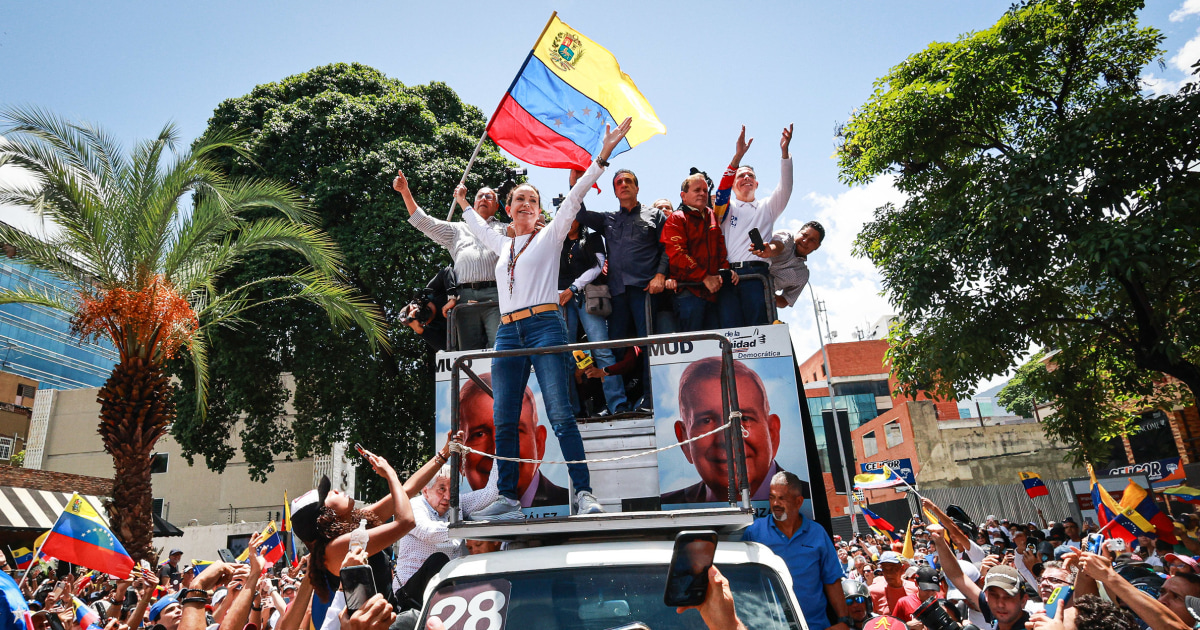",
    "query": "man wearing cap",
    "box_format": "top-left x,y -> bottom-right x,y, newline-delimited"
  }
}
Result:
929,523 -> 1030,630
1166,552 -> 1200,576
889,566 -> 942,622
147,593 -> 183,630
158,549 -> 183,589
868,551 -> 918,616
